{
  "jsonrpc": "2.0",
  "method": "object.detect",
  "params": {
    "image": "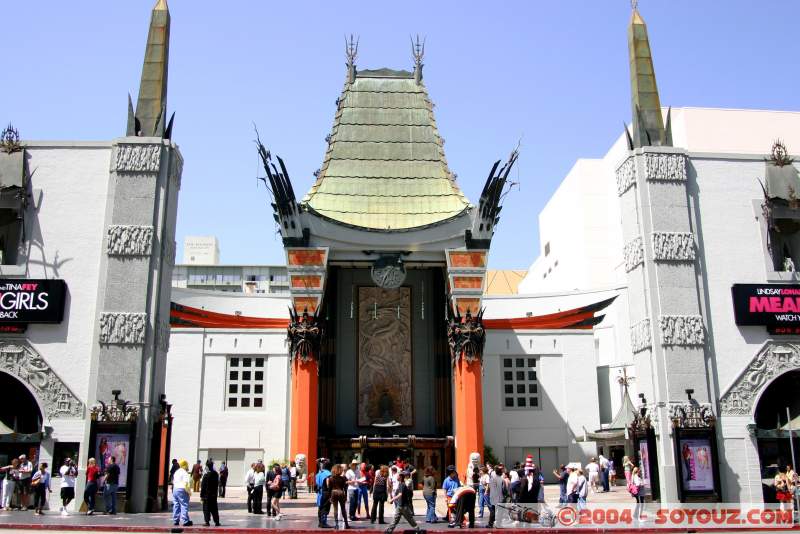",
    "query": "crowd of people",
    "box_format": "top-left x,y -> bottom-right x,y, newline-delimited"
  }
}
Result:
0,454 -> 120,516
